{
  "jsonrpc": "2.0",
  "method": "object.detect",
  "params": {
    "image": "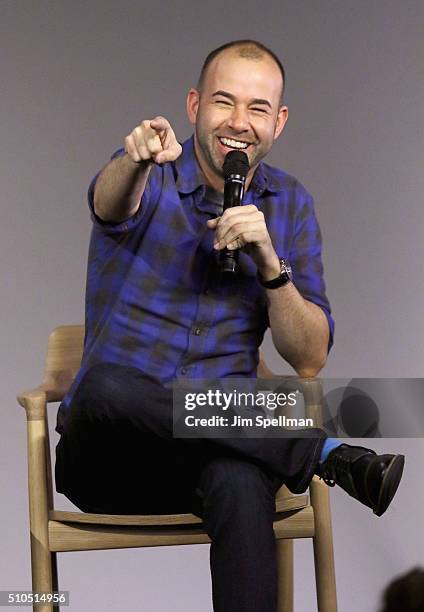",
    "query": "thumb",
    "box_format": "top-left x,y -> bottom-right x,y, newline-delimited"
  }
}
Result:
153,141 -> 182,164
